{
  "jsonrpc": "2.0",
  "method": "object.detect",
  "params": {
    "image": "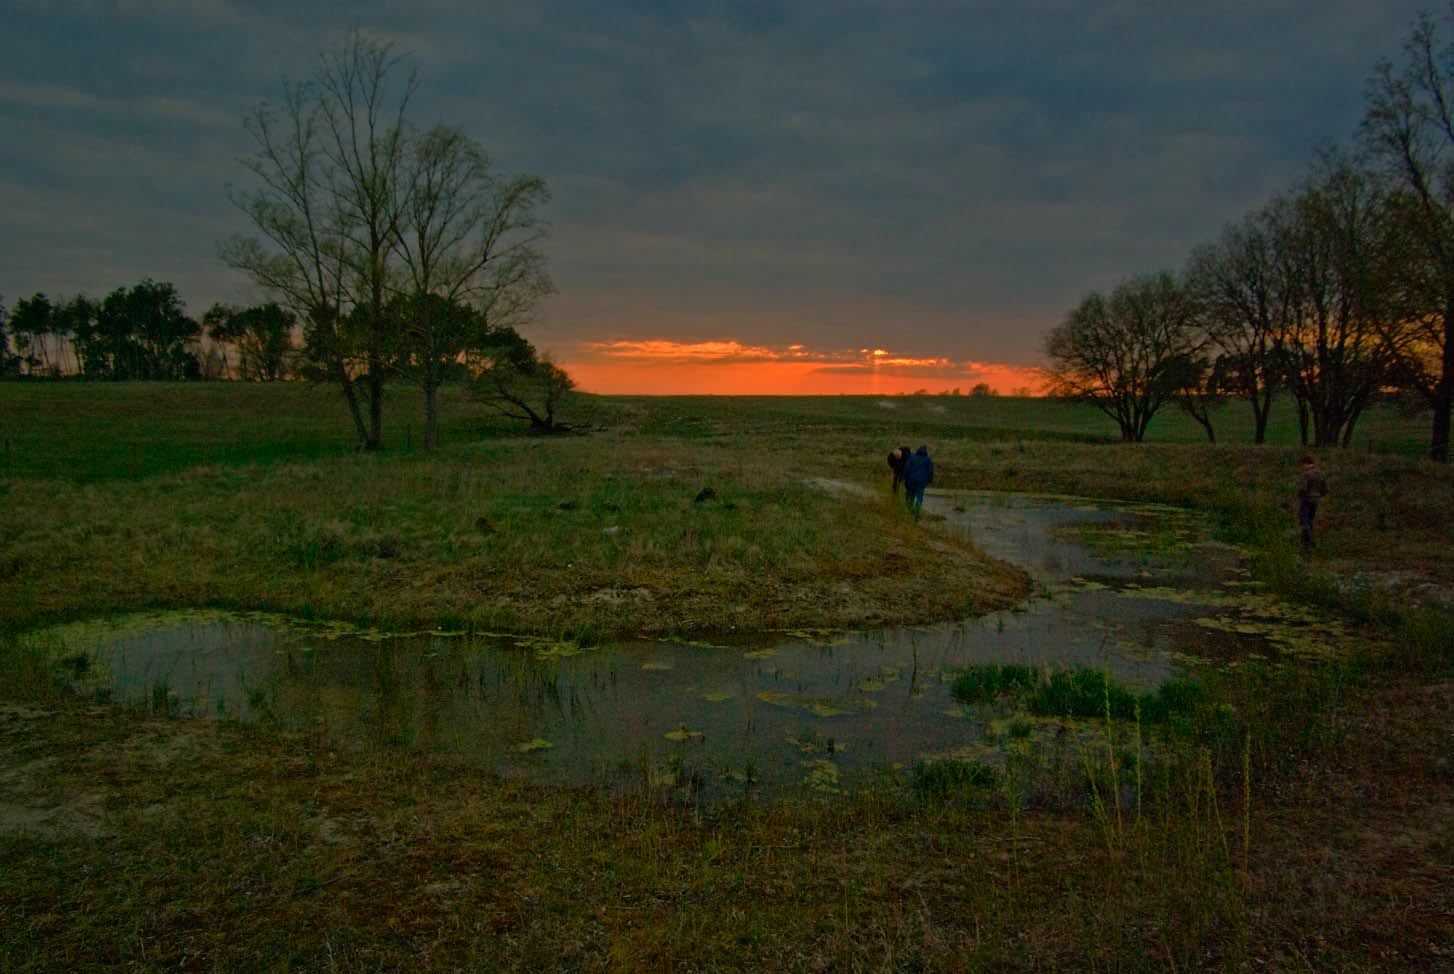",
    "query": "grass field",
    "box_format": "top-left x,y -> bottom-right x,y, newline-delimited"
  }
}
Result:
1,382 -> 1451,971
